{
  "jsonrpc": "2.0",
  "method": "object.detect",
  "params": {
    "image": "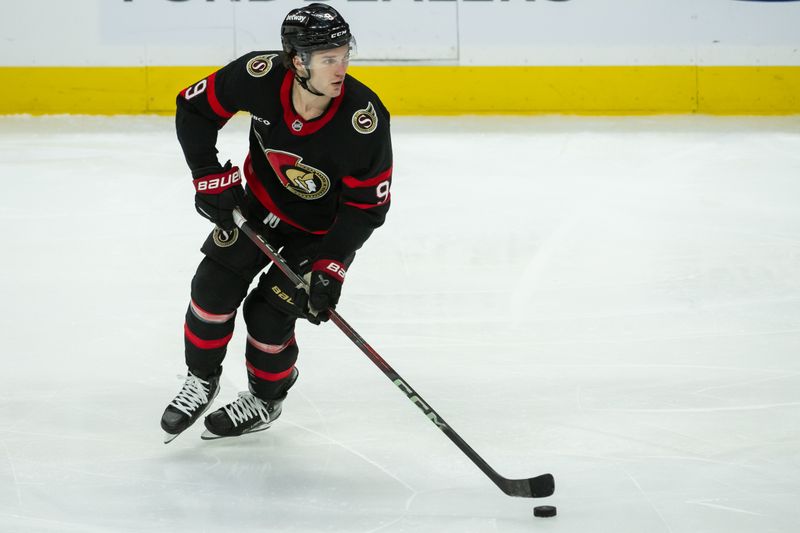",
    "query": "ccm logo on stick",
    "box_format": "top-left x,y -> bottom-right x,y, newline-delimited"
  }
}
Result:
393,378 -> 449,430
